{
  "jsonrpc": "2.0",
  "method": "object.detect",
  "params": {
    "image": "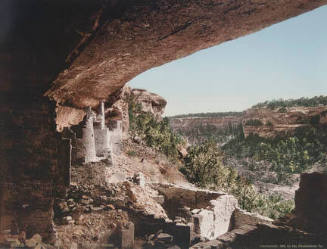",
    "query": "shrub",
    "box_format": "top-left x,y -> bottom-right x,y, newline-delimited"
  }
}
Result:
128,98 -> 184,160
278,107 -> 287,113
176,122 -> 243,145
266,121 -> 273,127
127,150 -> 137,157
223,126 -> 327,185
180,140 -> 294,219
181,140 -> 235,188
244,119 -> 263,126
310,114 -> 320,125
